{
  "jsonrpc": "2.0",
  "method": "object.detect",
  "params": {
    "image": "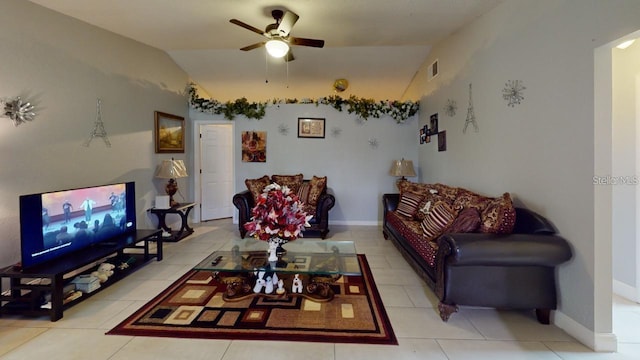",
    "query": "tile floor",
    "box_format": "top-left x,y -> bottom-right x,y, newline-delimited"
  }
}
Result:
1,219 -> 640,359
